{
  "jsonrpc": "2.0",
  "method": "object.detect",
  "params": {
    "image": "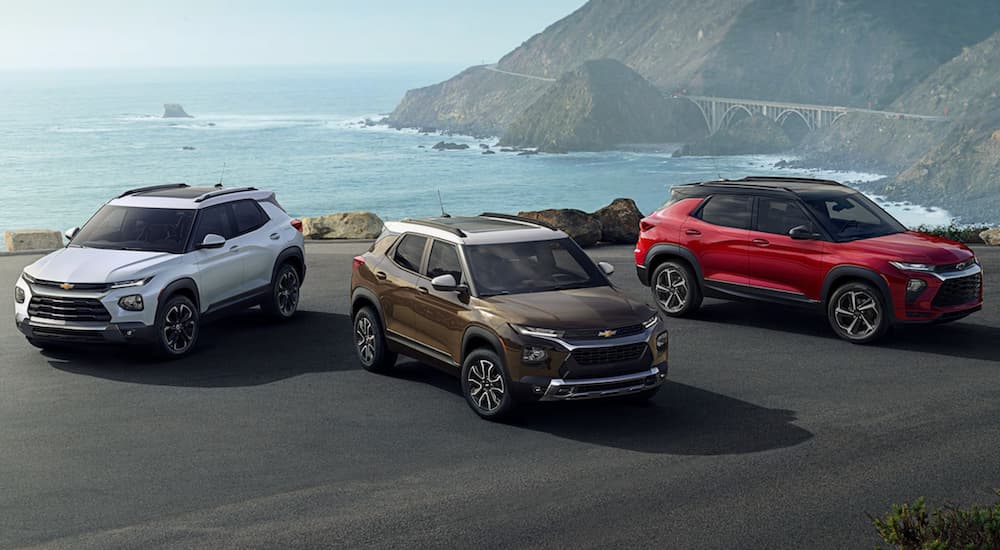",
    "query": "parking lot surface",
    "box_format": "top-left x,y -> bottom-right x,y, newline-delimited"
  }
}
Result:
1,242 -> 998,549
